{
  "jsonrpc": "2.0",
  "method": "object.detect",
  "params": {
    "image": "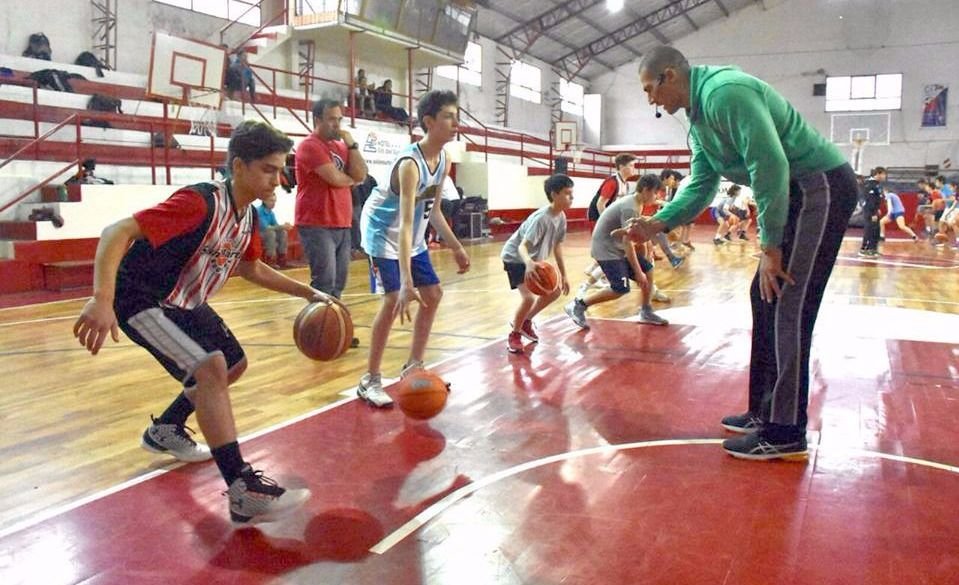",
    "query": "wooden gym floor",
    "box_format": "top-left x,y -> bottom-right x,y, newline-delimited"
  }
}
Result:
0,226 -> 957,584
